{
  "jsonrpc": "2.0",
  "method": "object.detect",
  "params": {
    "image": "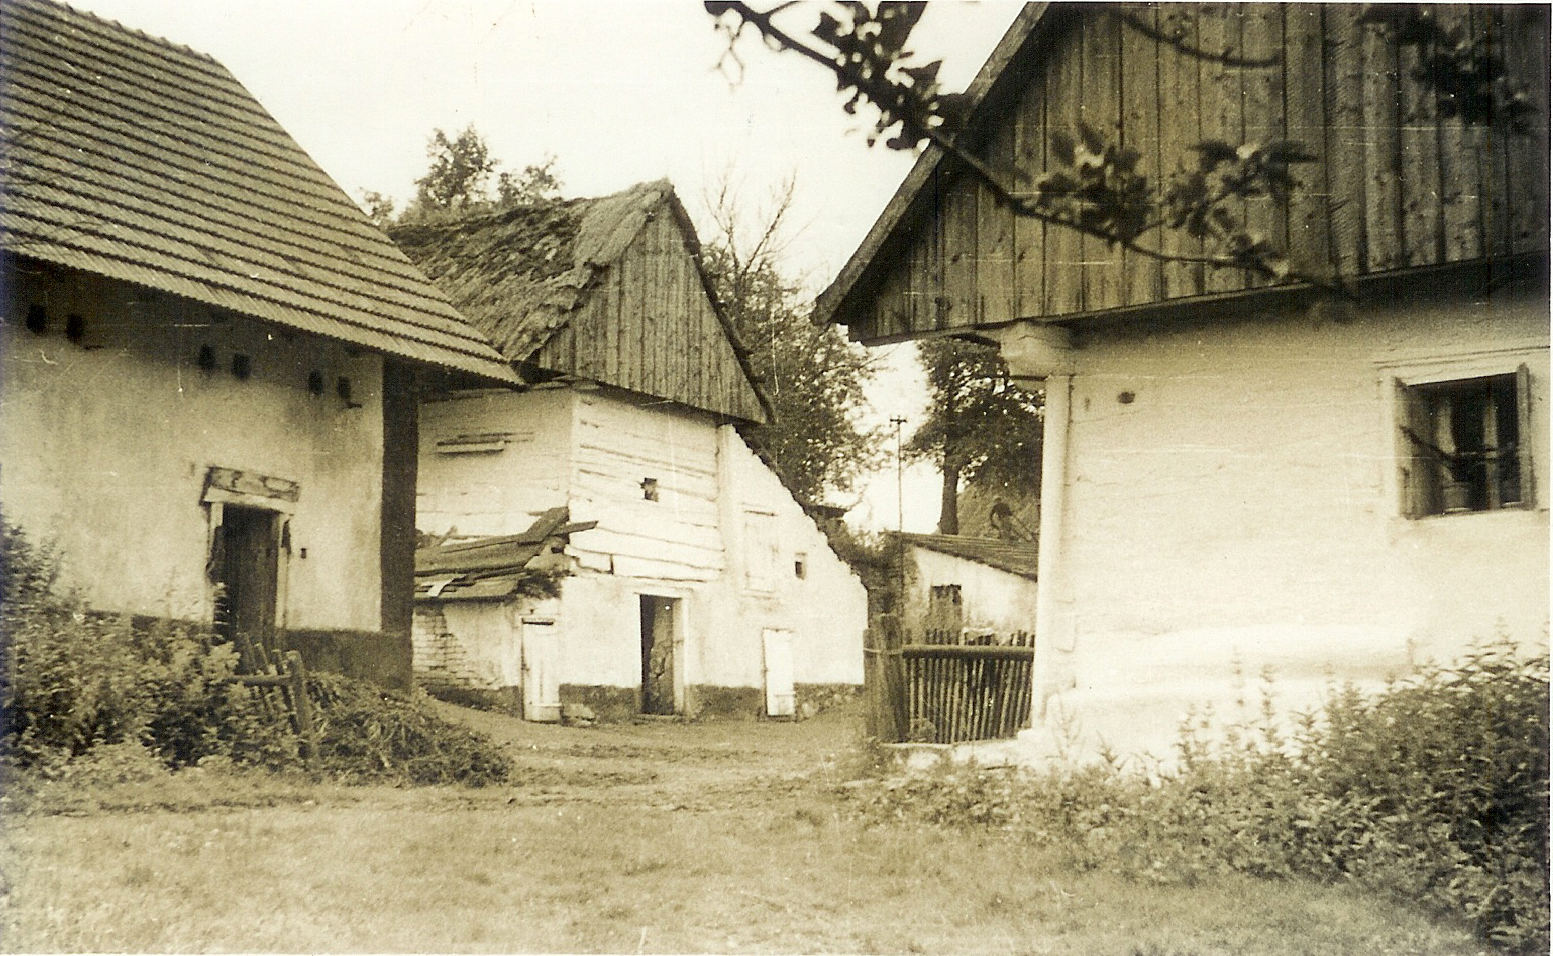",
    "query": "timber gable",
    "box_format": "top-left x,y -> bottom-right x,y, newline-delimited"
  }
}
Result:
391,180 -> 770,424
817,2 -> 1552,343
